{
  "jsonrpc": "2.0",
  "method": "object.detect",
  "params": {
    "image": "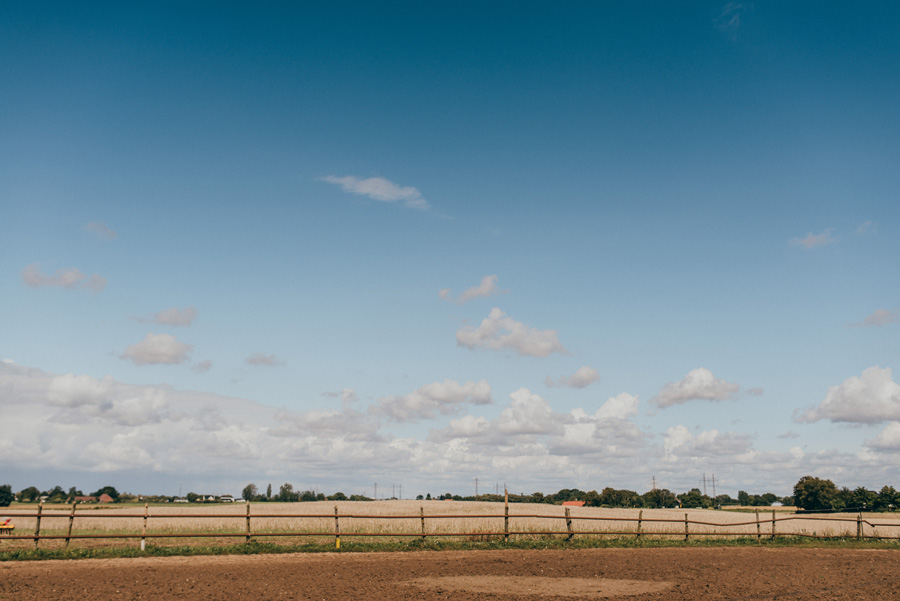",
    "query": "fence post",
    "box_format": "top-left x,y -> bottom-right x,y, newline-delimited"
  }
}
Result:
420,506 -> 426,542
636,509 -> 642,540
857,513 -> 862,540
33,502 -> 43,549
245,501 -> 251,544
504,489 -> 509,542
334,506 -> 341,549
141,503 -> 149,551
684,513 -> 689,541
565,507 -> 574,541
755,509 -> 760,542
771,510 -> 776,540
65,502 -> 76,549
